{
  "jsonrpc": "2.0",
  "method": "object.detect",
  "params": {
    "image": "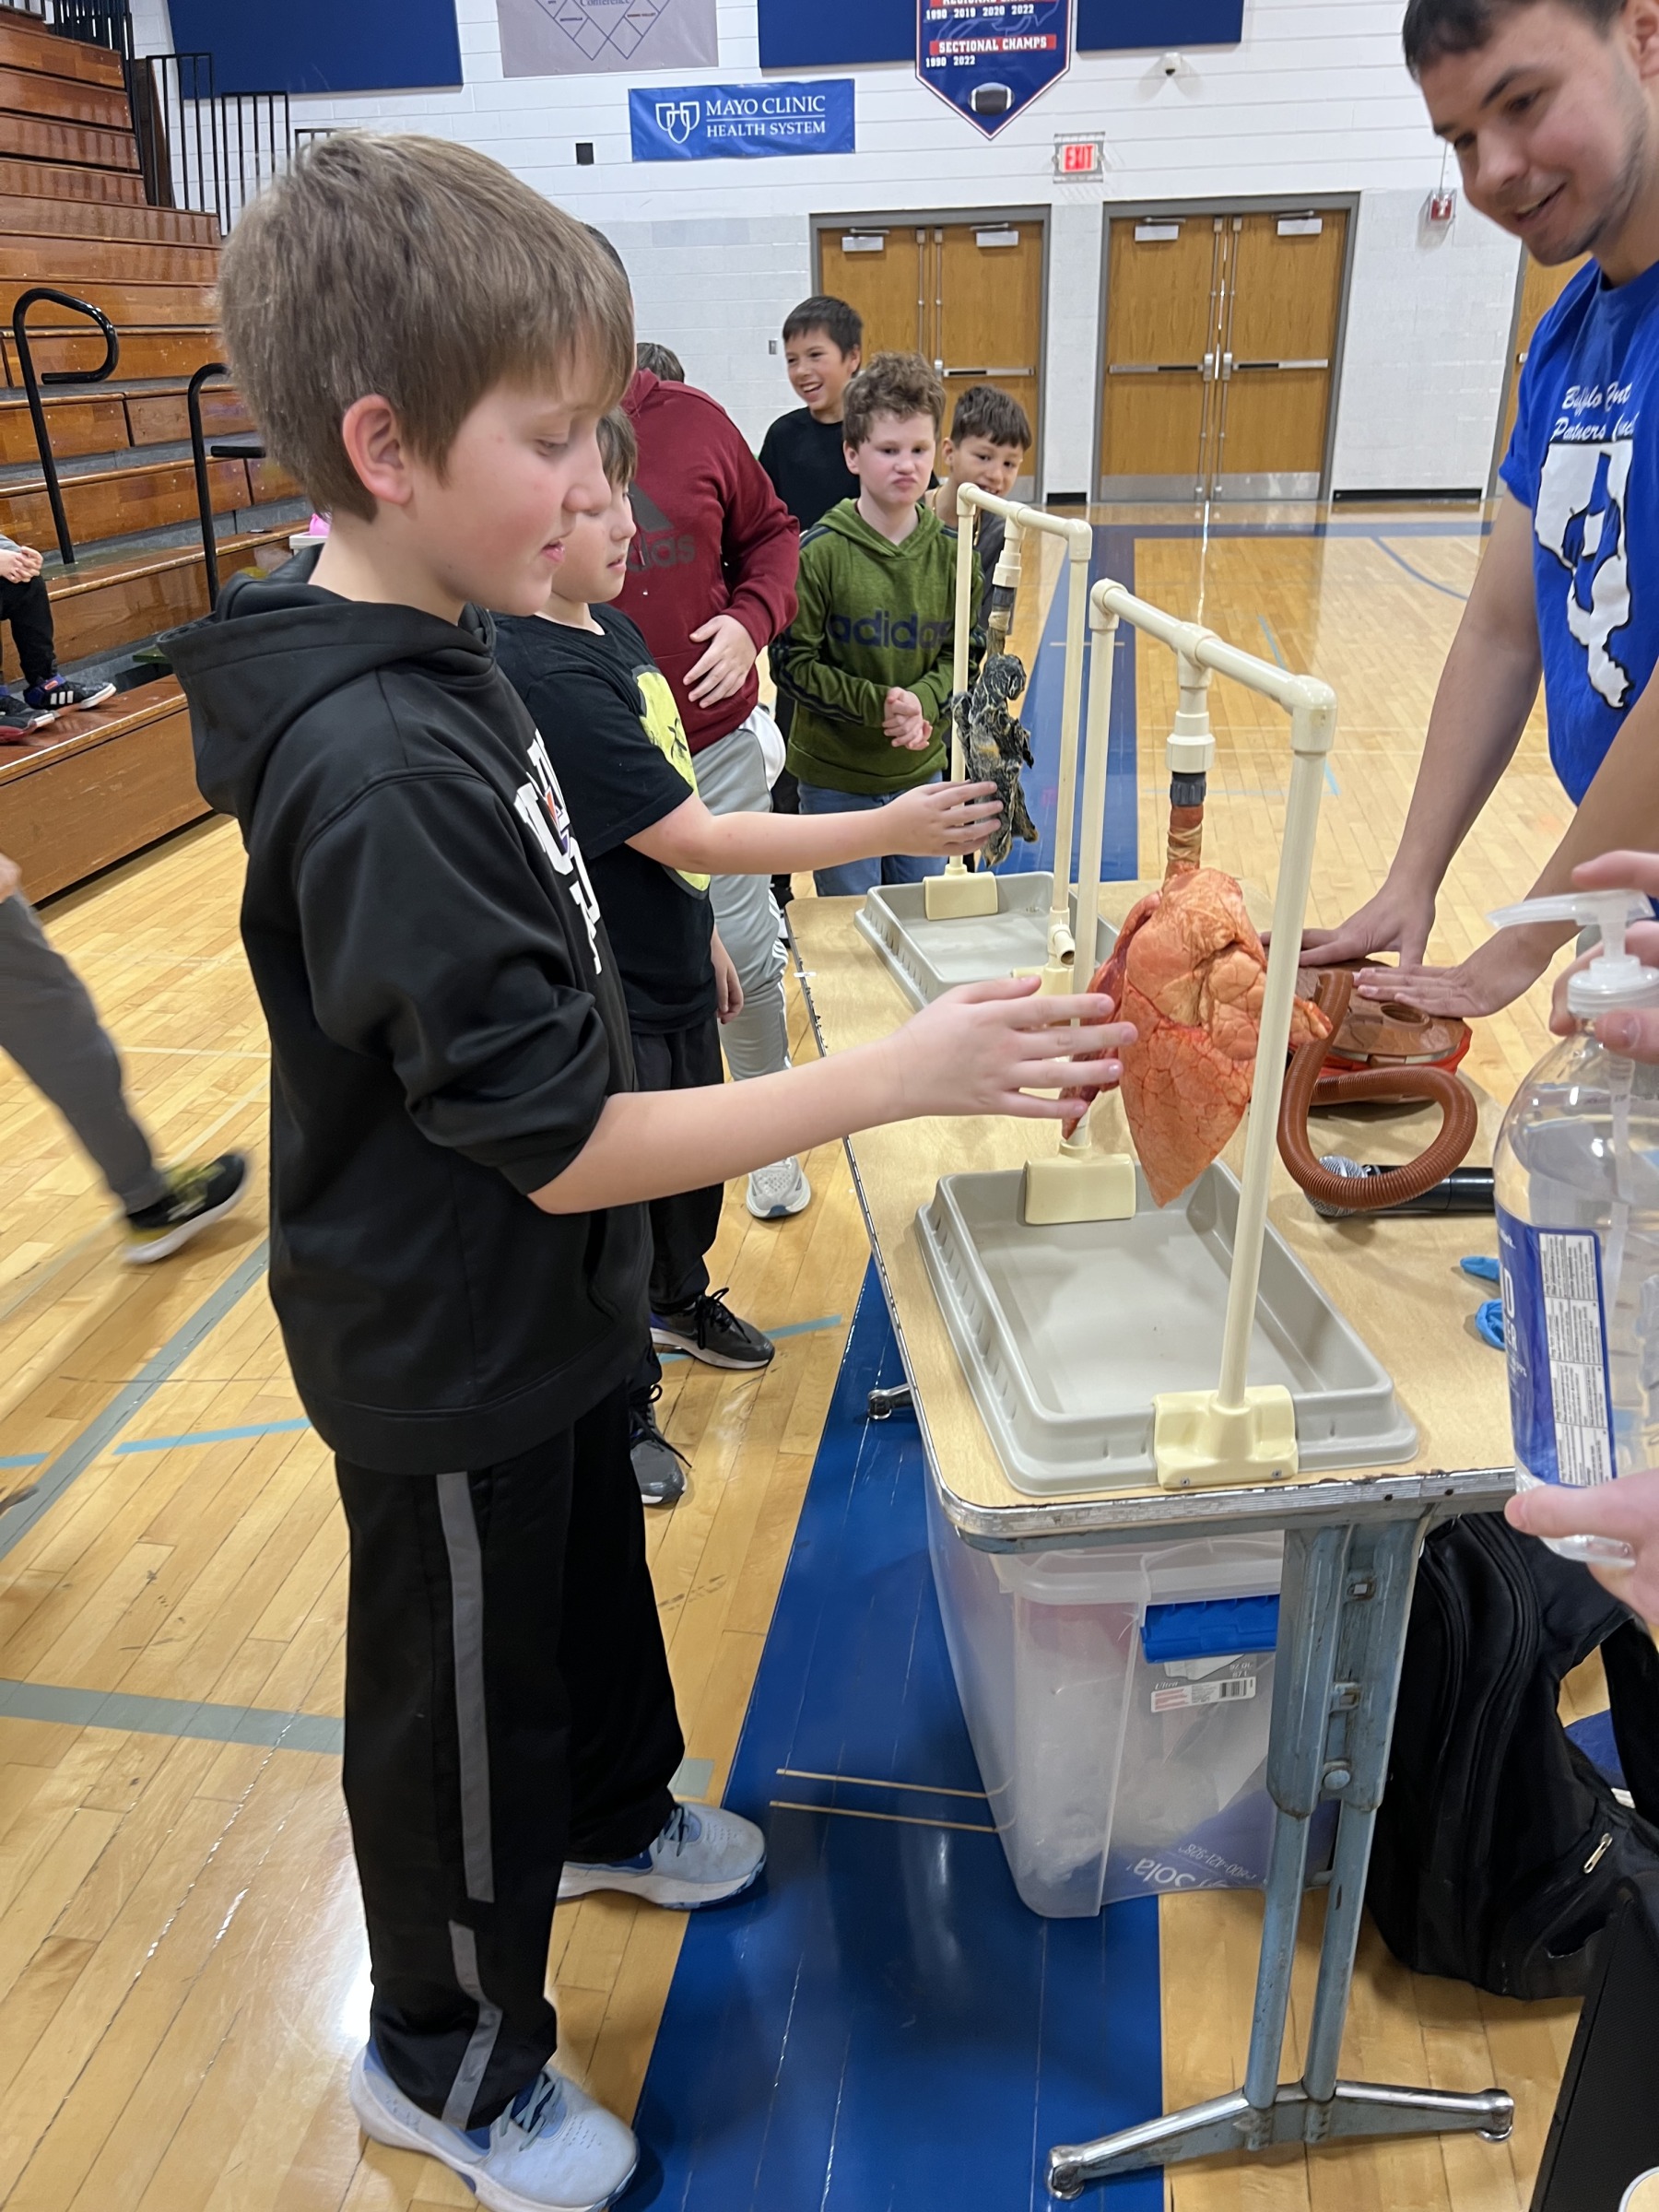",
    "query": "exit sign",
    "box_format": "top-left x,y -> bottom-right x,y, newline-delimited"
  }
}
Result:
1054,135 -> 1104,176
